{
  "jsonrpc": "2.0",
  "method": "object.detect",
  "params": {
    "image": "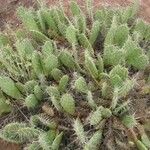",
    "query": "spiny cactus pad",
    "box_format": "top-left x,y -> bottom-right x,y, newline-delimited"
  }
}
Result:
0,0 -> 150,149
